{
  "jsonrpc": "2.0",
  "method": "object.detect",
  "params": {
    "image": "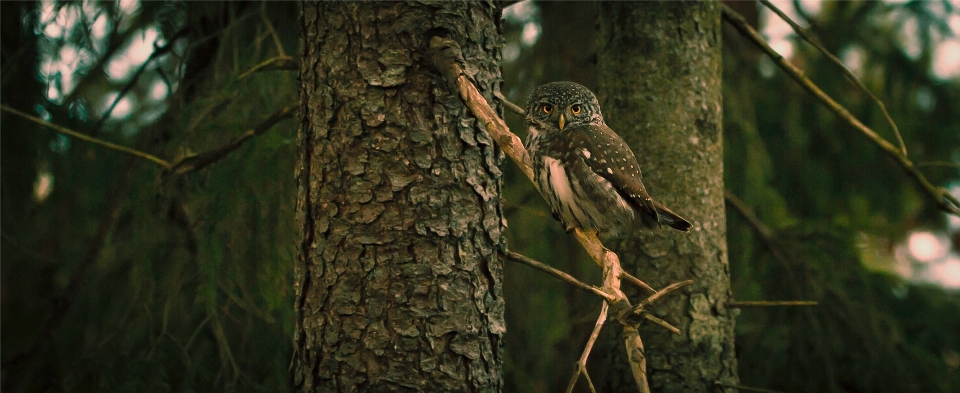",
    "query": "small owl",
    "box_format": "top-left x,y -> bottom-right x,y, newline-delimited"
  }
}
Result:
525,81 -> 691,238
